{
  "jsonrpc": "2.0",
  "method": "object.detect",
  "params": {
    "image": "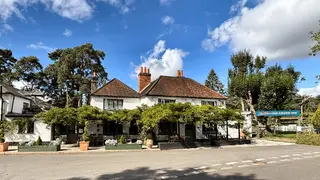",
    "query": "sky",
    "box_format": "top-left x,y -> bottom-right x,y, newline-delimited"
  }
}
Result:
1,0 -> 320,96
